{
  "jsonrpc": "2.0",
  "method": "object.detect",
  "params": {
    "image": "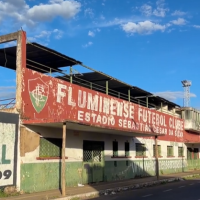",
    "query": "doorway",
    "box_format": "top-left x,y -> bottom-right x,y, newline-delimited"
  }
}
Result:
83,140 -> 104,183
